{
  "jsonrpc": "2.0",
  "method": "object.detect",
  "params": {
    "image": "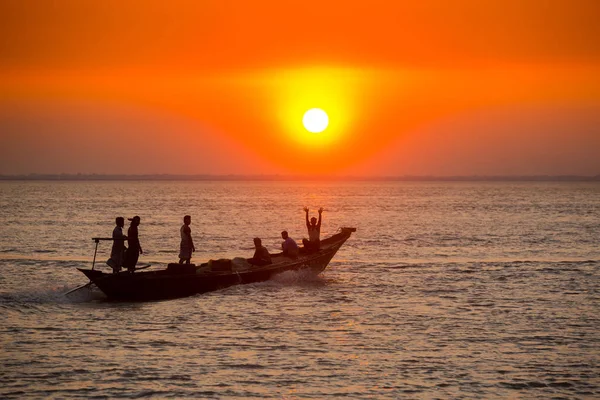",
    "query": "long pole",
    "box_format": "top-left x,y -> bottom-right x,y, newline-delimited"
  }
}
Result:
91,239 -> 100,270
